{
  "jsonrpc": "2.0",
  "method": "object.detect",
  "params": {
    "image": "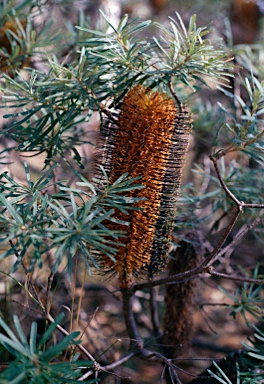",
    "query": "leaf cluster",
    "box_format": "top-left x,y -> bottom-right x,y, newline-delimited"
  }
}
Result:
0,314 -> 96,383
209,325 -> 264,384
217,76 -> 264,165
0,0 -> 60,78
241,325 -> 264,383
0,8 -> 232,167
0,163 -> 144,275
219,266 -> 264,325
